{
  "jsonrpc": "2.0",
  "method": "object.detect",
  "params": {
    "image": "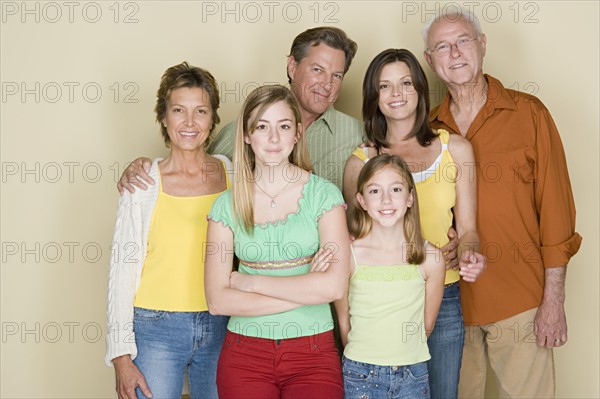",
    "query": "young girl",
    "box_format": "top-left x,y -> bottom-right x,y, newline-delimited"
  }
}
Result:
337,154 -> 445,399
204,84 -> 351,399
